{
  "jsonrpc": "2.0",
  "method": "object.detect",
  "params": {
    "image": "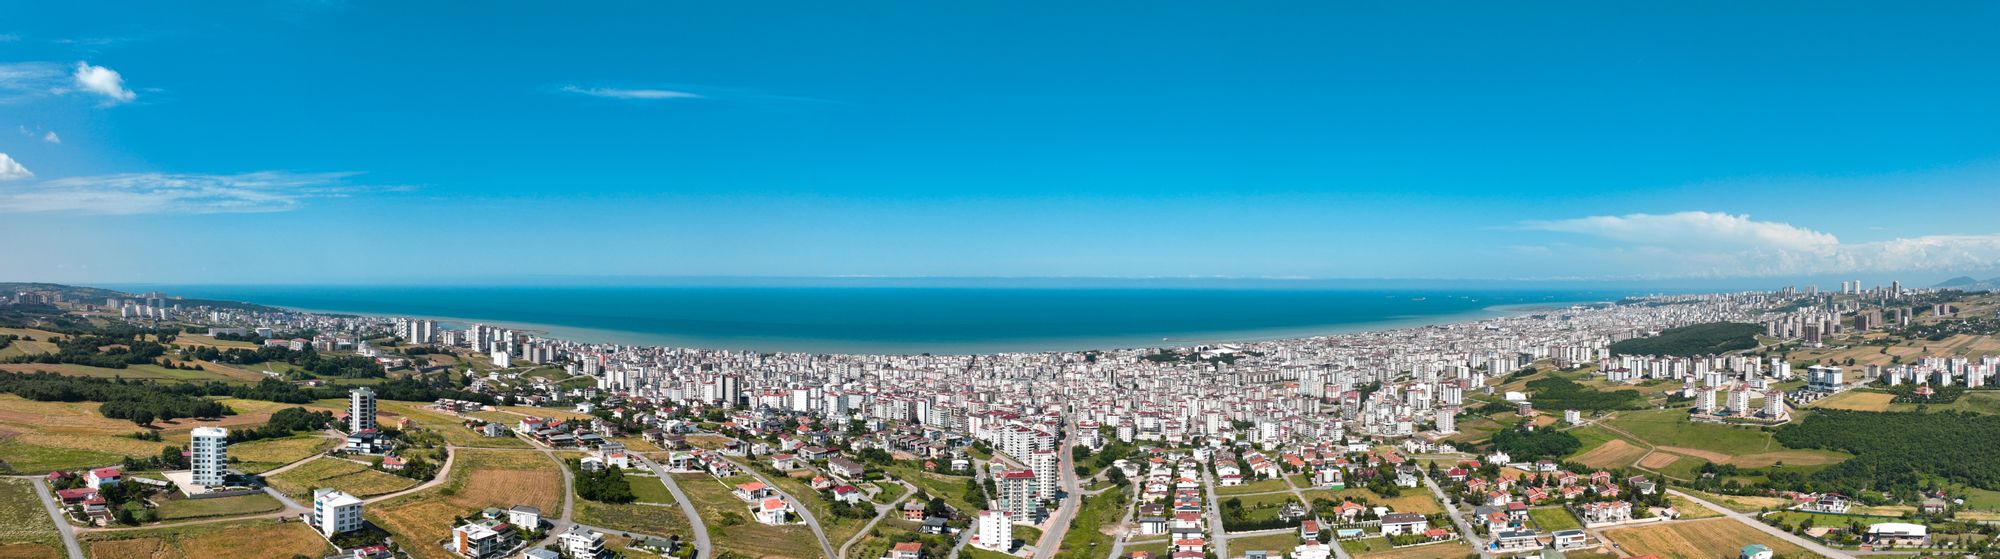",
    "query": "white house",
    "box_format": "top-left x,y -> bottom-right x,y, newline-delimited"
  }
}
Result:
310,488 -> 364,538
